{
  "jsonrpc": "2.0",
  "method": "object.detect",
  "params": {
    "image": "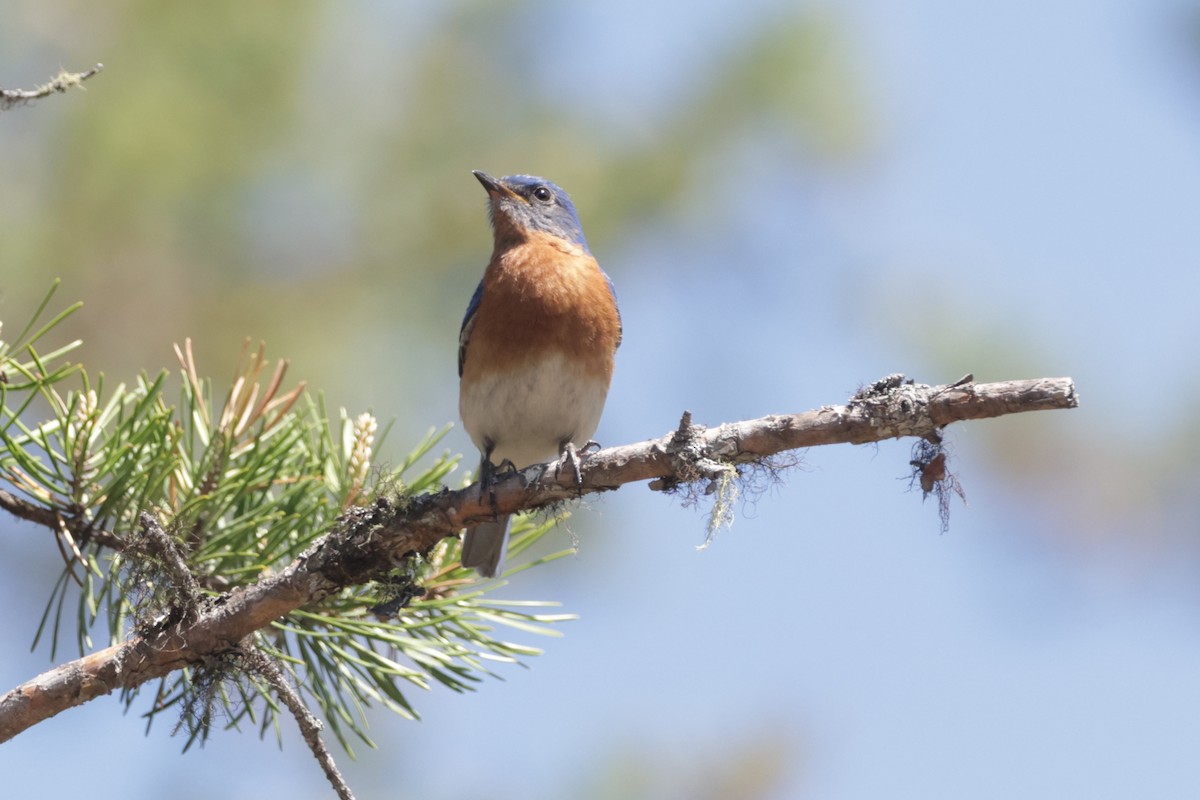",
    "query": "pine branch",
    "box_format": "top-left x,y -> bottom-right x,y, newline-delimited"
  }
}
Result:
0,374 -> 1077,742
132,512 -> 202,617
0,487 -> 125,546
239,646 -> 356,800
0,64 -> 103,111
